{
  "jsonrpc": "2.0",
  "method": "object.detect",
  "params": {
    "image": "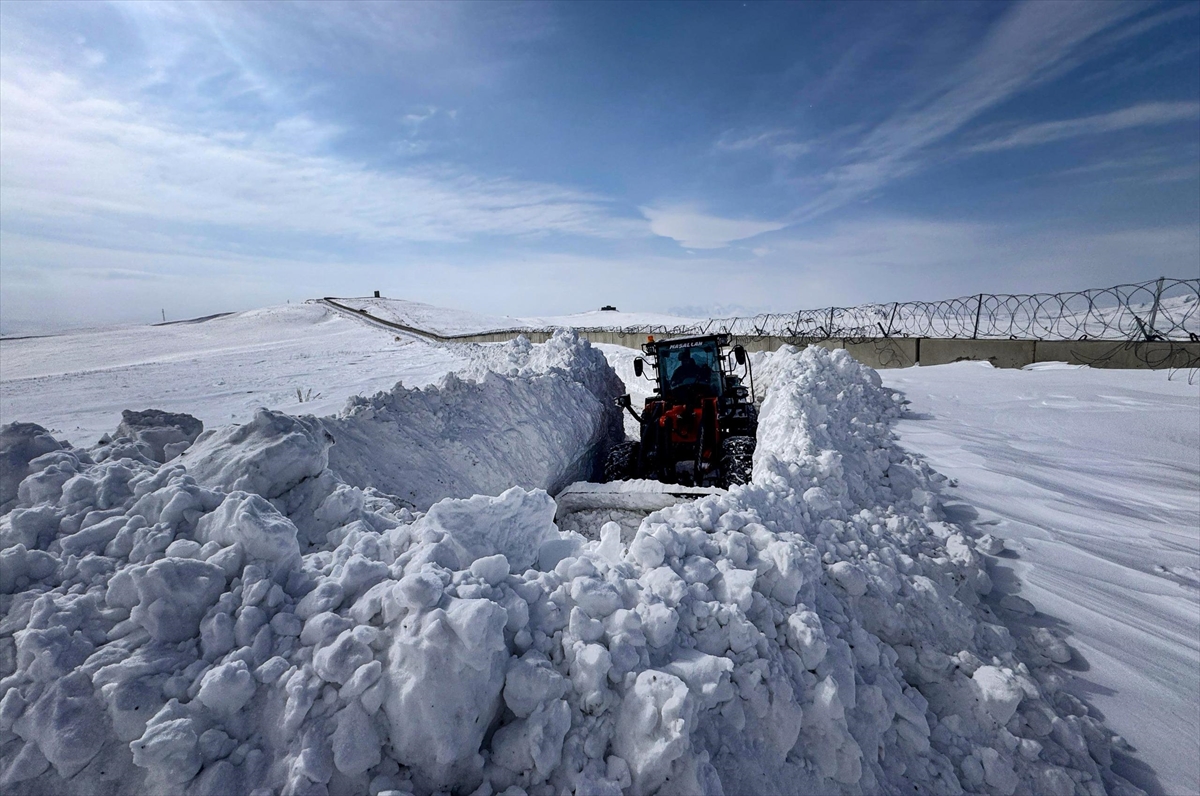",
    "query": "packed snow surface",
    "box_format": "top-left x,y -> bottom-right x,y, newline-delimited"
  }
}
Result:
0,339 -> 1145,796
882,362 -> 1200,796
